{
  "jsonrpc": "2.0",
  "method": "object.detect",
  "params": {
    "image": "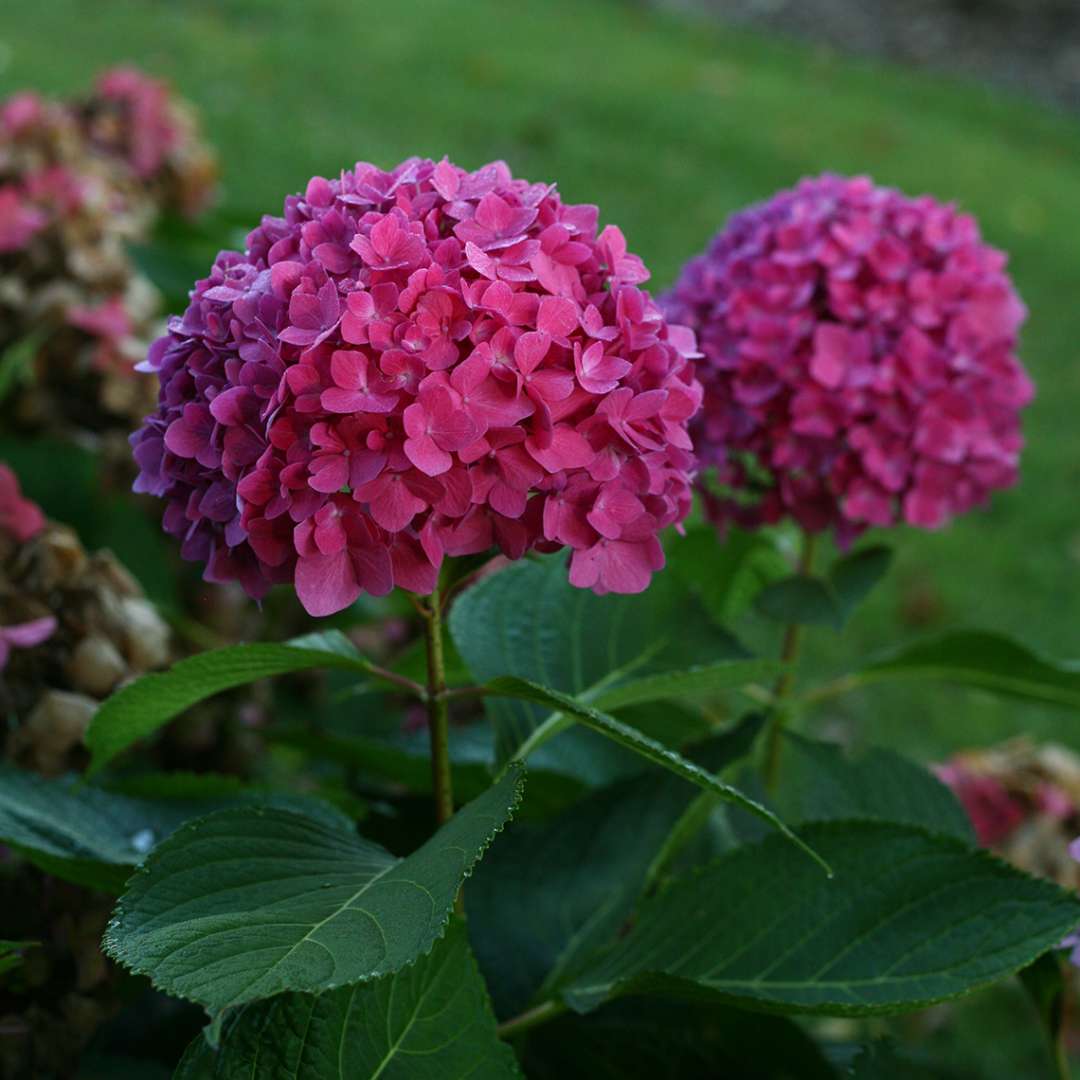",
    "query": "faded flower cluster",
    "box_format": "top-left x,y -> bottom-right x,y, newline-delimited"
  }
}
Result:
132,158 -> 701,615
0,463 -> 171,774
0,68 -> 215,439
